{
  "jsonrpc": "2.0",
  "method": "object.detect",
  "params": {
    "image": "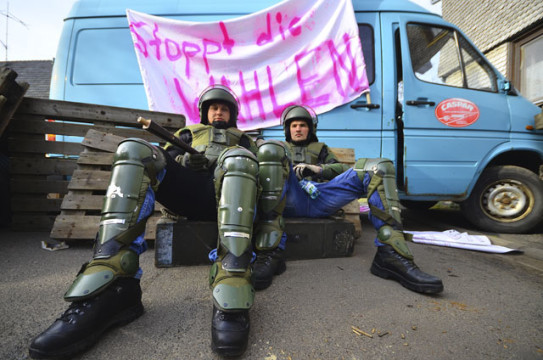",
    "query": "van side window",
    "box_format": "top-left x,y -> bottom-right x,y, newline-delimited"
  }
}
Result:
358,24 -> 375,85
406,23 -> 497,92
